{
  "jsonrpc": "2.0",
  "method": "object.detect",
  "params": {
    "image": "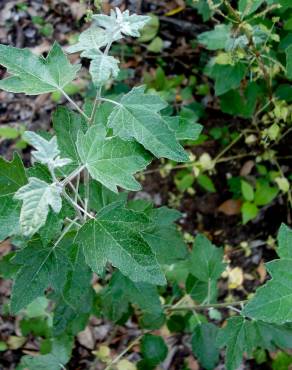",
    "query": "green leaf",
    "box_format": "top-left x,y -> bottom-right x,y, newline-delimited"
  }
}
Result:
140,334 -> 168,366
241,202 -> 258,224
147,36 -> 164,53
89,54 -> 120,85
186,274 -> 218,303
241,180 -> 254,201
139,206 -> 188,265
77,125 -> 151,193
197,174 -> 216,192
76,202 -> 165,285
254,180 -> 278,206
53,244 -> 93,335
14,177 -> 63,236
0,196 -> 20,241
220,82 -> 261,118
0,153 -> 27,196
67,26 -> 110,55
243,225 -> 292,322
39,211 -> 63,246
216,316 -> 255,370
11,237 -> 71,313
189,234 -> 226,282
138,14 -> 159,42
207,62 -> 246,96
164,116 -> 203,141
108,86 -> 189,162
217,316 -> 292,370
198,24 -> 232,50
18,335 -> 73,370
101,271 -> 164,329
0,42 -> 80,95
192,323 -> 220,370
93,8 -> 150,38
238,0 -> 265,16
286,45 -> 292,80
89,180 -> 128,212
53,106 -> 87,171
277,223 -> 292,259
23,131 -> 71,168
243,258 -> 292,323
